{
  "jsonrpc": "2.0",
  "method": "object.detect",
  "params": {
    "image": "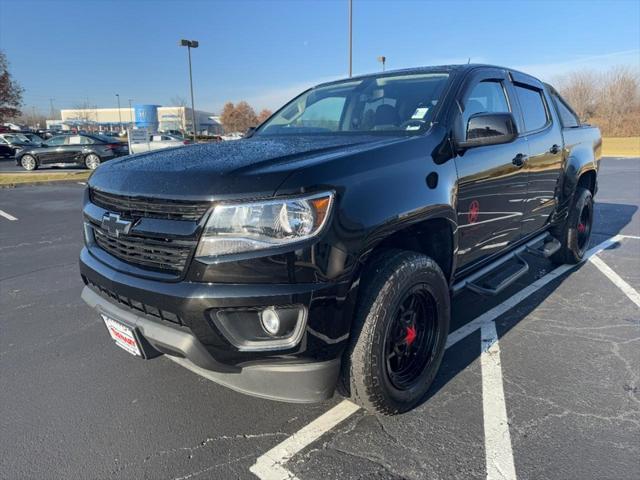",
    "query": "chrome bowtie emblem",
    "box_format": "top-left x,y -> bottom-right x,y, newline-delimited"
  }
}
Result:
101,213 -> 134,238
